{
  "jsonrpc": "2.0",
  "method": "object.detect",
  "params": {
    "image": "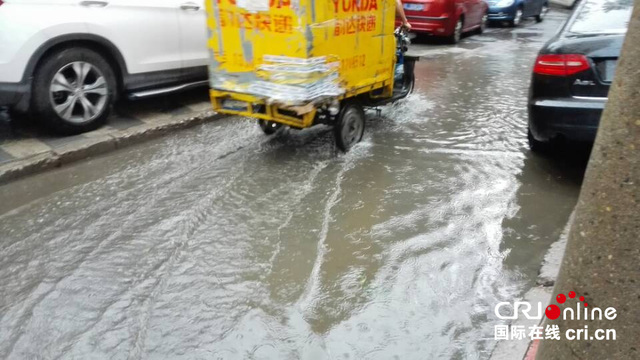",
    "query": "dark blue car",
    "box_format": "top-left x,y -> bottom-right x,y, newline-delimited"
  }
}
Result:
486,0 -> 550,26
